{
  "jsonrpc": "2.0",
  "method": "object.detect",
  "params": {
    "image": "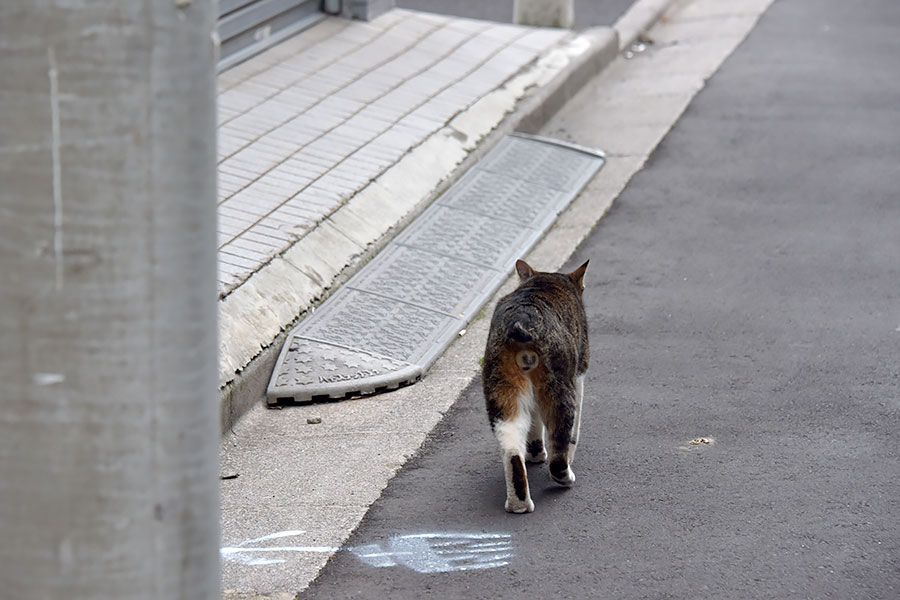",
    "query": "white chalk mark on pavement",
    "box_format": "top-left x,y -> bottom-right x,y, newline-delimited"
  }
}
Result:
222,530 -> 514,573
